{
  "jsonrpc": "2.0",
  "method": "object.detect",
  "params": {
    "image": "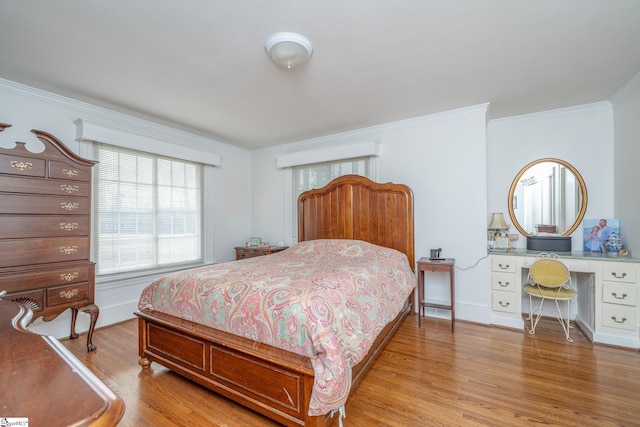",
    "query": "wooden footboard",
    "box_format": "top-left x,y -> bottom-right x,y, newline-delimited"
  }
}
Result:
136,298 -> 411,427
